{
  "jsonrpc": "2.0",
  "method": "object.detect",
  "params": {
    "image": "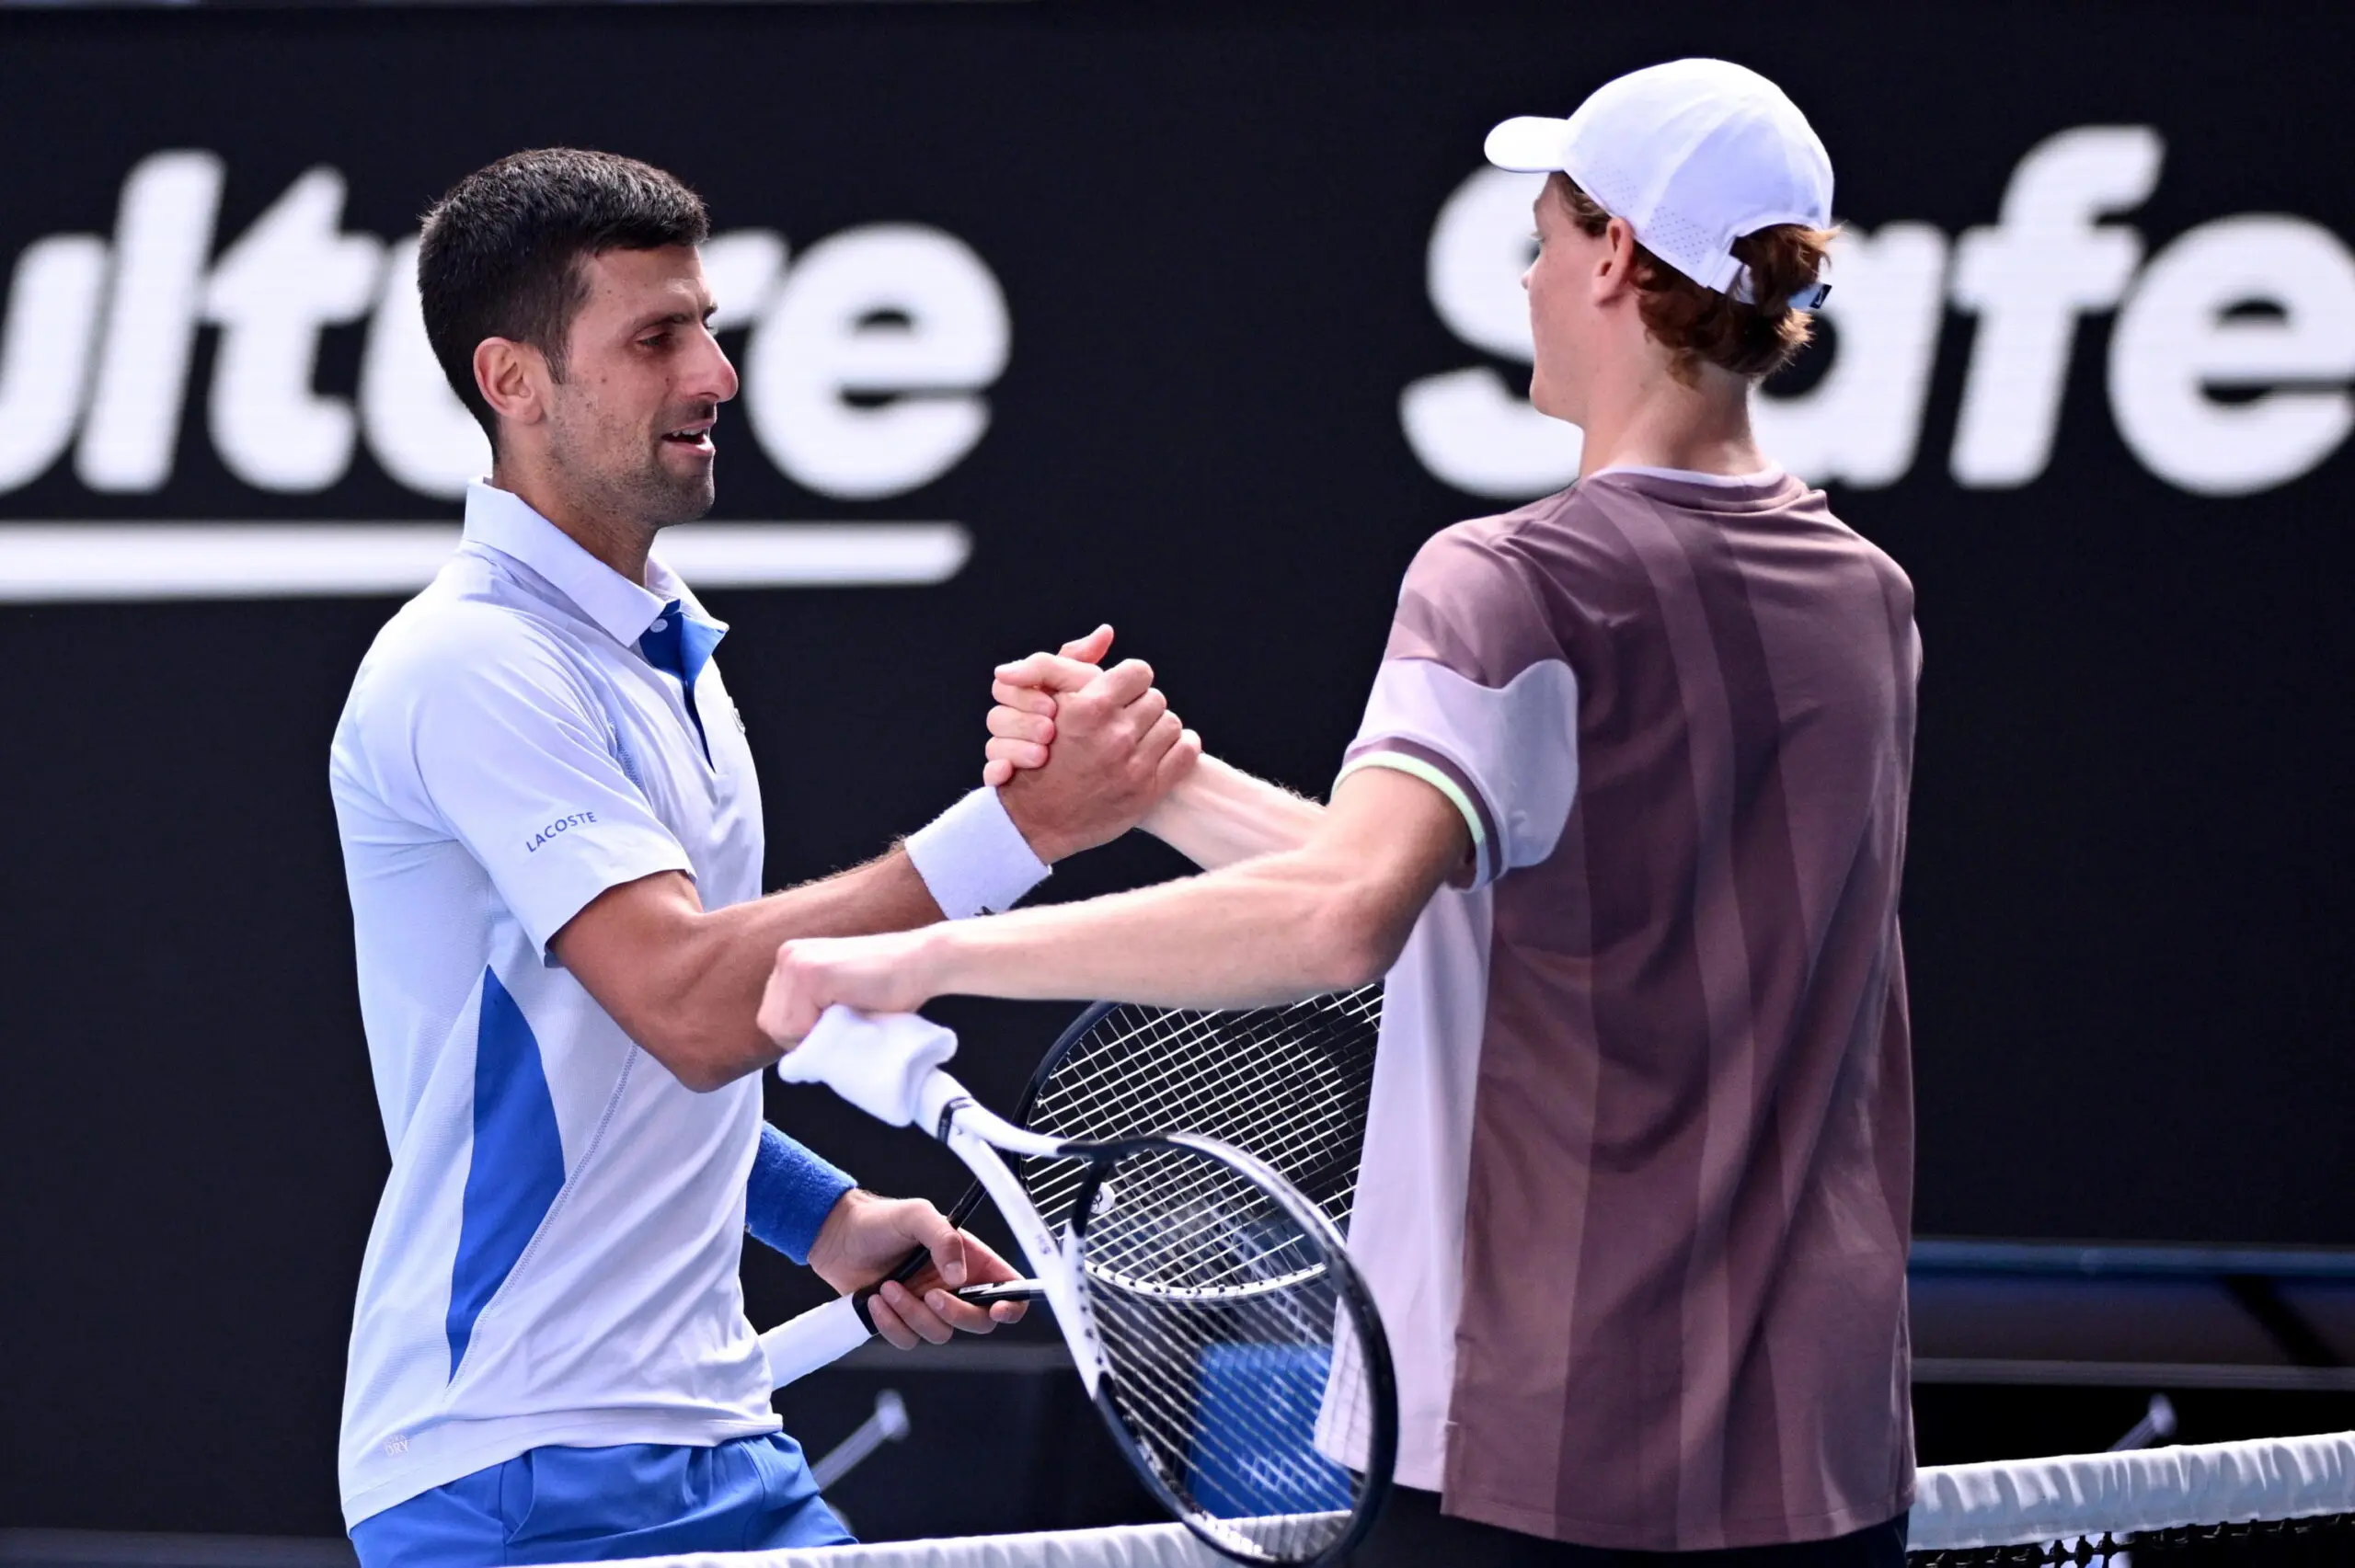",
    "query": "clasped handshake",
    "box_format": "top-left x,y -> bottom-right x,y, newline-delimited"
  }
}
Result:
754,623 -> 1199,1044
